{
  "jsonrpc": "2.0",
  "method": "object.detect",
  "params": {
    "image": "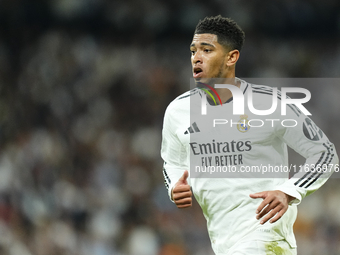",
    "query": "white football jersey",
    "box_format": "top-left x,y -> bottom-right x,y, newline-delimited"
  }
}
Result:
161,78 -> 338,254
